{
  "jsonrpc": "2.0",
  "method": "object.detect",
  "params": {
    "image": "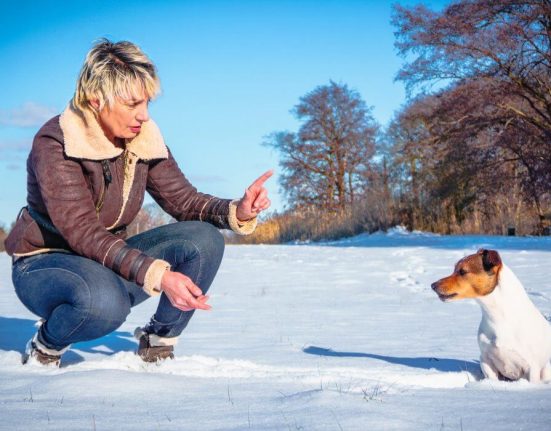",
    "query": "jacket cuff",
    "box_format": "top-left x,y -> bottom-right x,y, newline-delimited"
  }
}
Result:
143,259 -> 171,296
228,200 -> 257,235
